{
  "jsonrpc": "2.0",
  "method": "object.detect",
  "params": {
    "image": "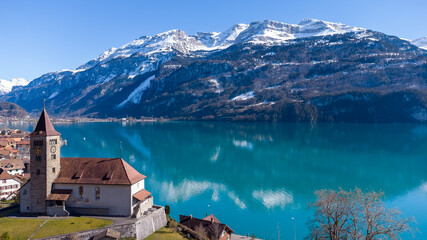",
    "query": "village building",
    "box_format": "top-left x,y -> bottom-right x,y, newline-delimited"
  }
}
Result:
0,168 -> 22,200
0,159 -> 25,175
19,105 -> 153,217
180,214 -> 234,240
16,138 -> 30,149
